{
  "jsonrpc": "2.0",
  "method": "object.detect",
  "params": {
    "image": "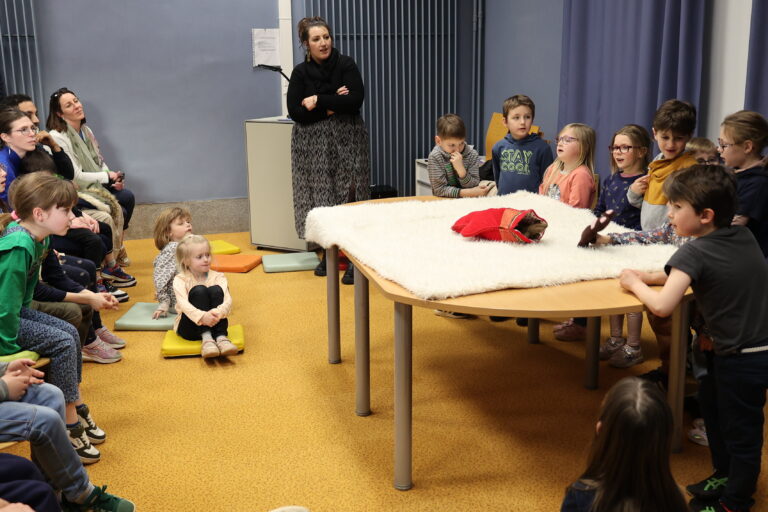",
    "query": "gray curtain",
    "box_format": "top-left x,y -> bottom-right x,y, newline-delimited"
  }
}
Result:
744,0 -> 767,119
557,0 -> 707,178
